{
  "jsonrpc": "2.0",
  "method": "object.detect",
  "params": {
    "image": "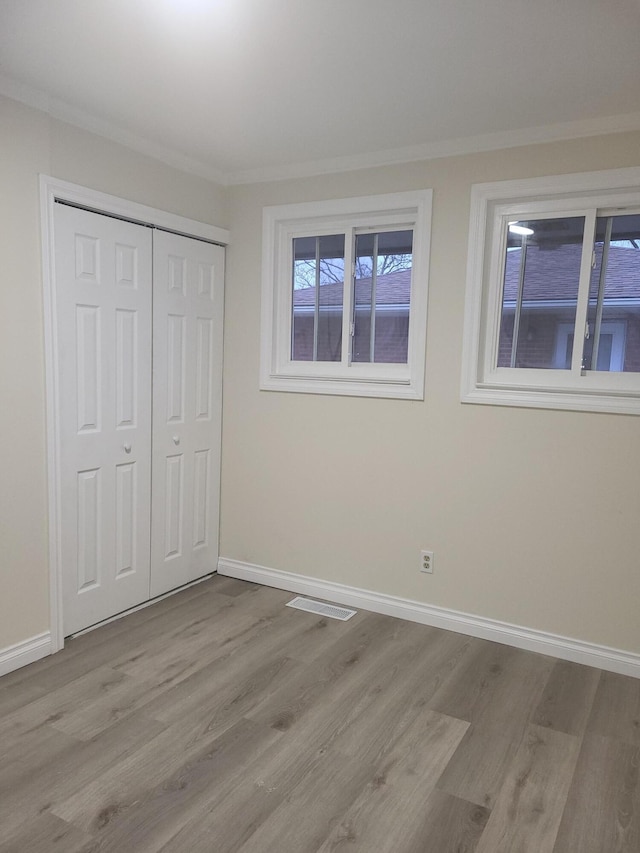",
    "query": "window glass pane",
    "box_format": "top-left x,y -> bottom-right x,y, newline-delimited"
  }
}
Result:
292,234 -> 344,361
497,216 -> 585,369
353,230 -> 412,363
292,237 -> 316,361
584,213 -> 640,372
